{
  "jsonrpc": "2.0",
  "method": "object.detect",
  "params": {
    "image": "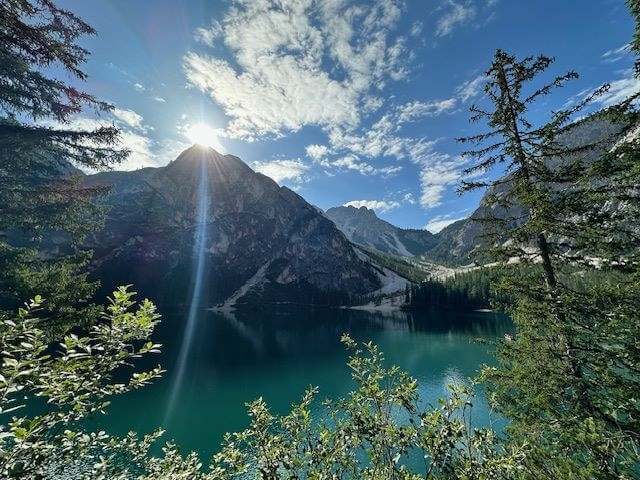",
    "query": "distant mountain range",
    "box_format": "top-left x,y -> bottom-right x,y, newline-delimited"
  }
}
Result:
65,115 -> 625,307
324,206 -> 439,257
325,205 -> 474,264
